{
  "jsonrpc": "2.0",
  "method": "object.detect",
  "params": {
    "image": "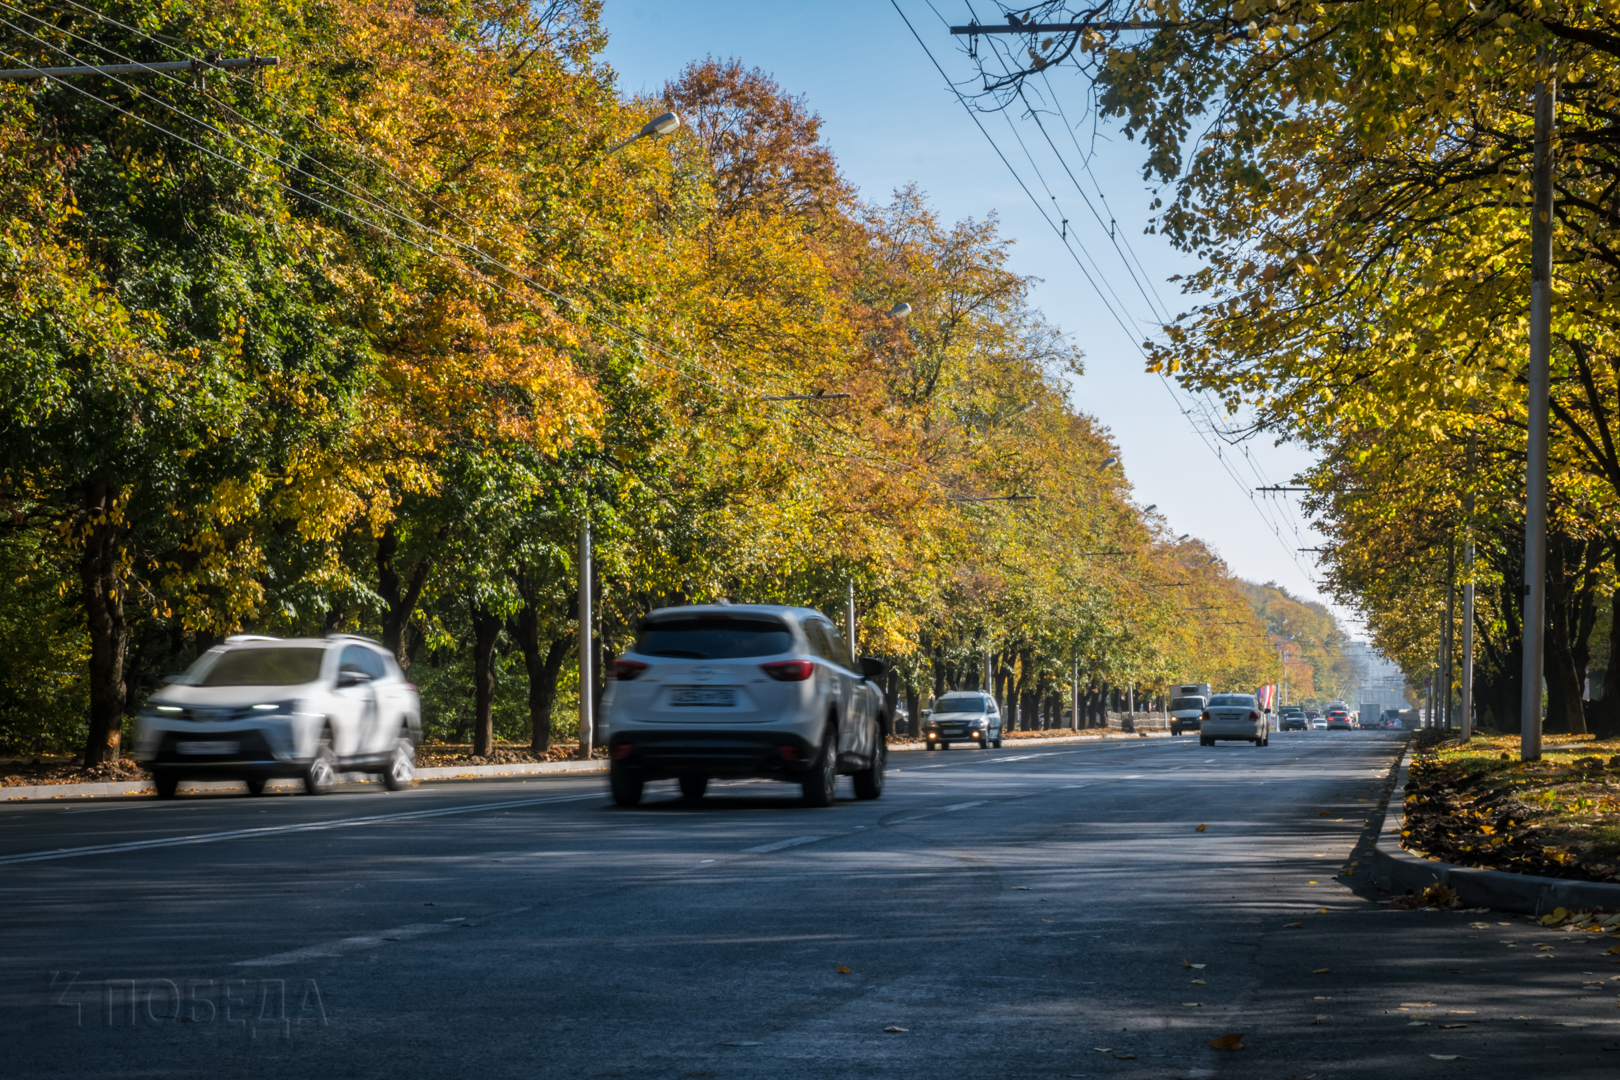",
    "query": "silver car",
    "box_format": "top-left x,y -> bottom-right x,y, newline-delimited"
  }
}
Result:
923,692 -> 1003,749
599,605 -> 889,807
1198,693 -> 1269,747
135,634 -> 422,797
